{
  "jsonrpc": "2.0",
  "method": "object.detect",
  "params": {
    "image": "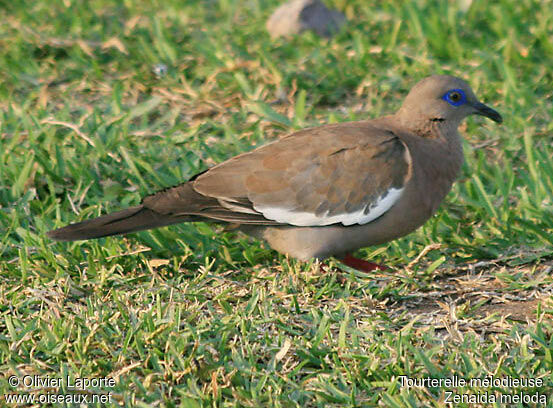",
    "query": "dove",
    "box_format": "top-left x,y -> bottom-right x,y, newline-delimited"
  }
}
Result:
48,75 -> 502,271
